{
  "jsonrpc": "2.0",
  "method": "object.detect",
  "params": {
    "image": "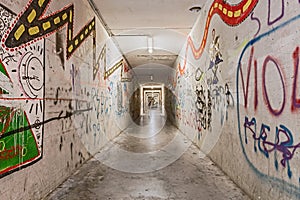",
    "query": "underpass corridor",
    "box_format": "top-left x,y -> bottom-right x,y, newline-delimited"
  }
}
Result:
1,0 -> 300,200
45,109 -> 250,200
